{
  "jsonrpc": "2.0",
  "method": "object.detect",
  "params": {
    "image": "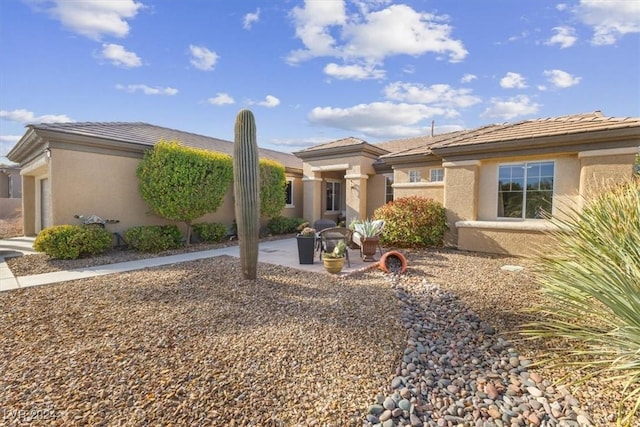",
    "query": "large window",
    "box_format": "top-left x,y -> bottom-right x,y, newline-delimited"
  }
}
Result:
284,180 -> 293,206
498,161 -> 554,219
325,181 -> 341,212
385,174 -> 394,203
